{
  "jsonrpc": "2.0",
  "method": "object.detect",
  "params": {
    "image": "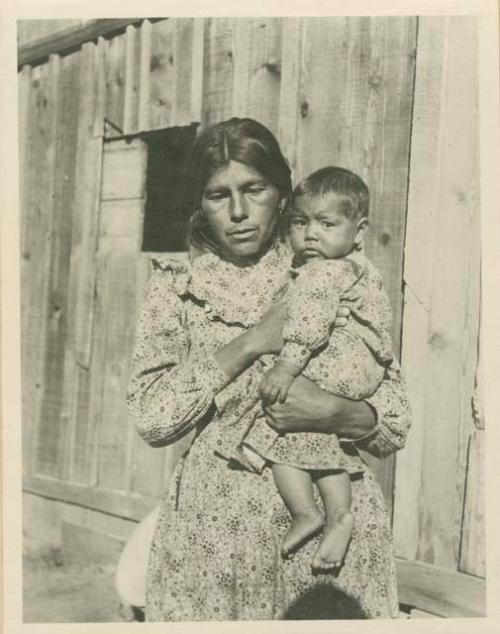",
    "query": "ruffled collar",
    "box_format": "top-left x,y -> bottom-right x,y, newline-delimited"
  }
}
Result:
154,243 -> 292,327
188,242 -> 292,326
